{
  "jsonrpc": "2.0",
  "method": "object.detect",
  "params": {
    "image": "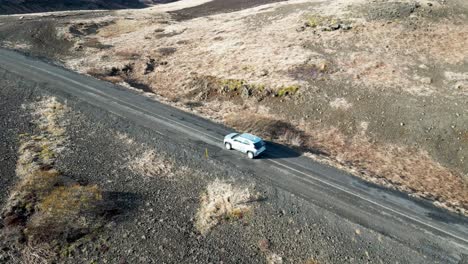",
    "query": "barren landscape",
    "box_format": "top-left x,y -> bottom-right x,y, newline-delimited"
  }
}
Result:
1,0 -> 468,262
2,0 -> 466,213
1,67 -> 451,263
